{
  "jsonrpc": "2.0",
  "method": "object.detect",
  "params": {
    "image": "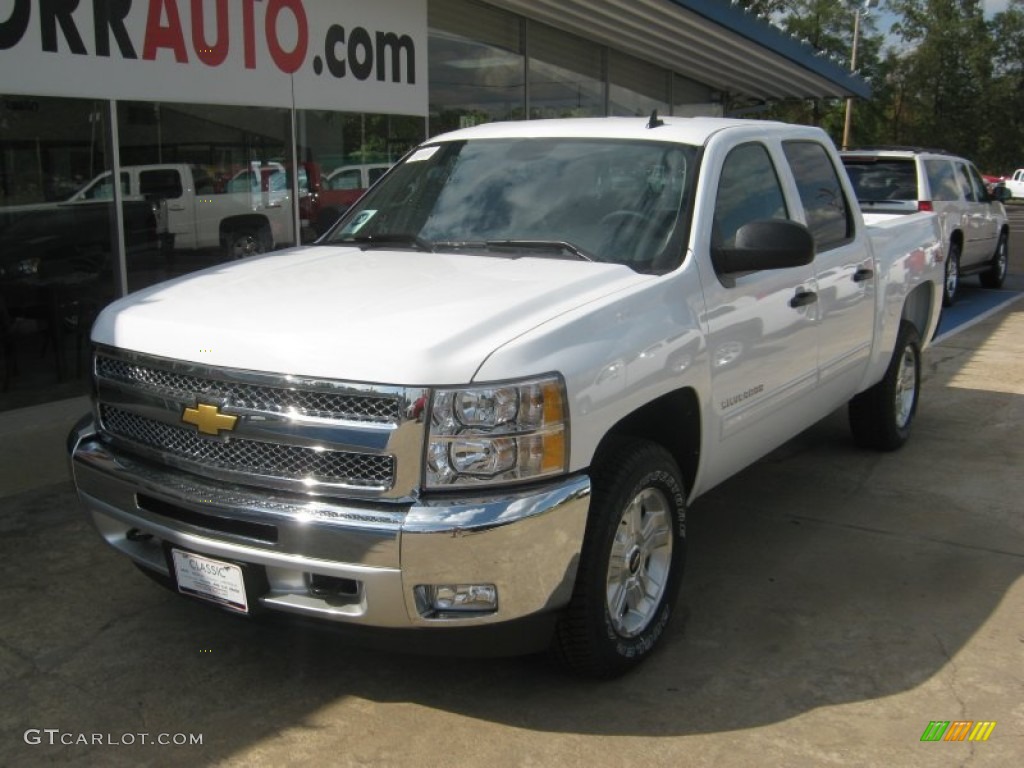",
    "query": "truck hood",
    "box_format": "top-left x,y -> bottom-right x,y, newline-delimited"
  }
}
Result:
93,245 -> 652,384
